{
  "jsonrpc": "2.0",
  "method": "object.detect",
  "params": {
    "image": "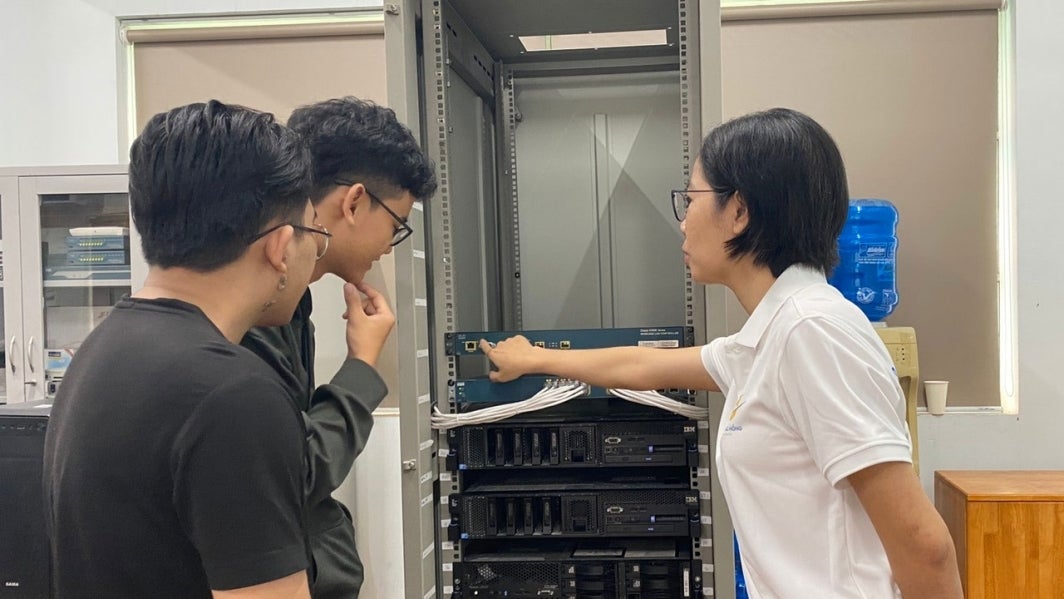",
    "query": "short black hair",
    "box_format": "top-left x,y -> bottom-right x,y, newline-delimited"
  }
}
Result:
287,97 -> 437,203
129,101 -> 311,271
699,107 -> 848,277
